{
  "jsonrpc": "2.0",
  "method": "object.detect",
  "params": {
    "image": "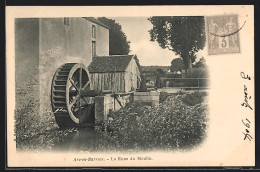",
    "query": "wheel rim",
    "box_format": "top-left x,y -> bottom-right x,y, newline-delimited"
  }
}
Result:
51,63 -> 94,126
66,64 -> 94,124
